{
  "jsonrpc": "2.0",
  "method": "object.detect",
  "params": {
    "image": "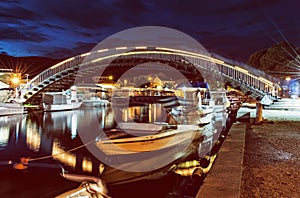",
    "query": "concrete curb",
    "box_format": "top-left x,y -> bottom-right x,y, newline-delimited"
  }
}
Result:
196,123 -> 246,198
